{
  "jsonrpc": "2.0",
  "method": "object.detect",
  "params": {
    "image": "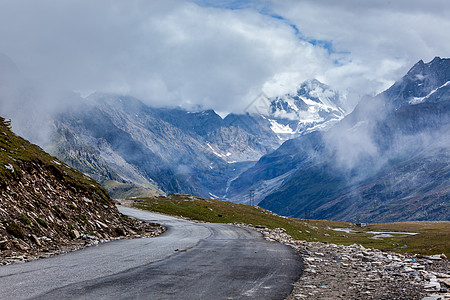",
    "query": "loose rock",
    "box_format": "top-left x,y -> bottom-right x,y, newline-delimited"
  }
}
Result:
236,224 -> 450,300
